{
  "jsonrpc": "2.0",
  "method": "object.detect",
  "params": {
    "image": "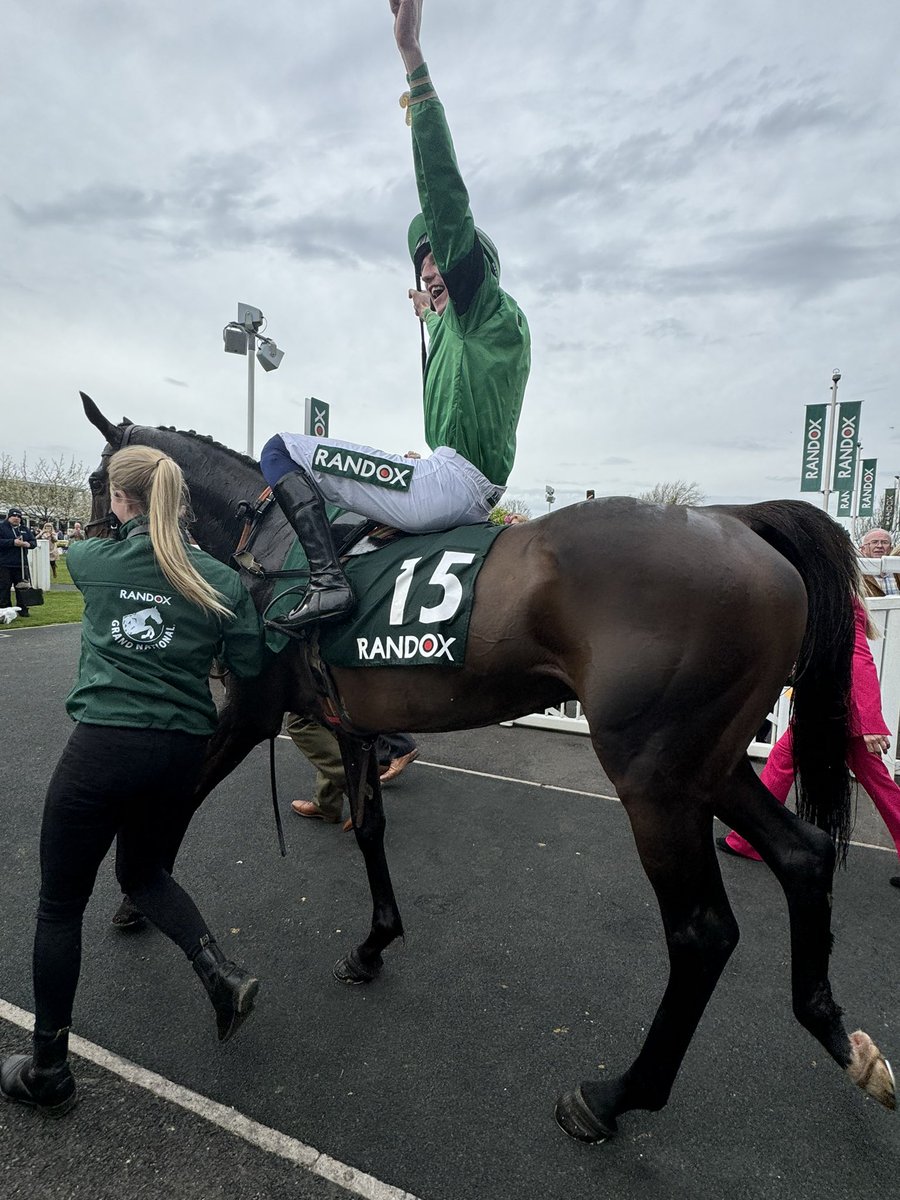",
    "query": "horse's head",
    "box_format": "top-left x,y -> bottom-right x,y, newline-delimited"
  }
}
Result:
80,391 -> 264,562
82,392 -> 135,538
